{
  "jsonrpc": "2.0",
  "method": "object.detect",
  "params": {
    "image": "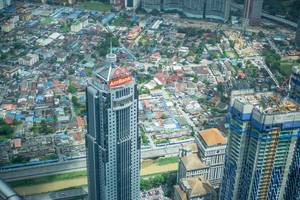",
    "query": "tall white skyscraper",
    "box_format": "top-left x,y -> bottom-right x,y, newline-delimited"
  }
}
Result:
86,52 -> 140,200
